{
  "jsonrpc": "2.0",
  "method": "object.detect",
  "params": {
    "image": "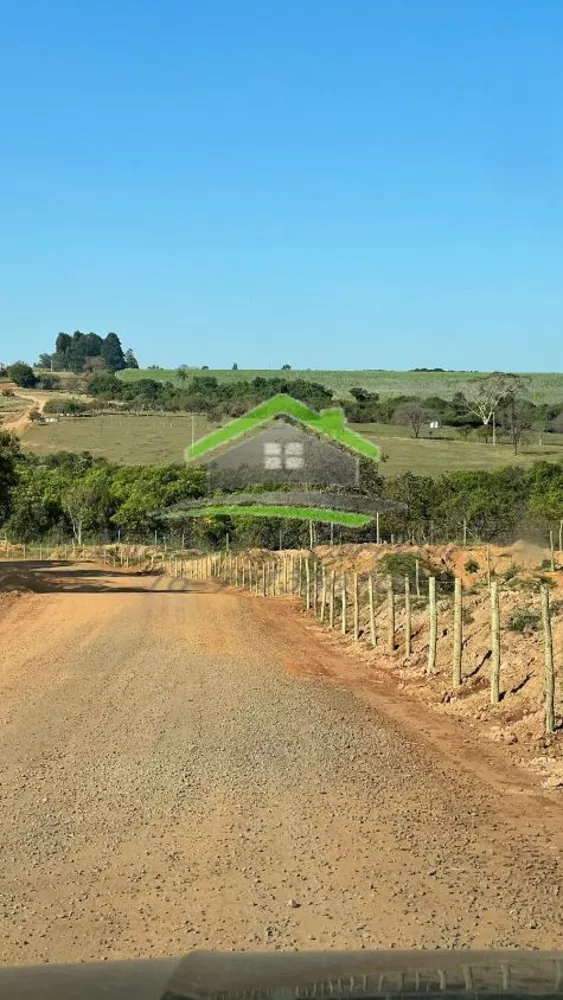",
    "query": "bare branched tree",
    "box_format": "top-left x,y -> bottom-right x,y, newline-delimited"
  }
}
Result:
497,397 -> 534,453
393,402 -> 434,439
463,373 -> 529,445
